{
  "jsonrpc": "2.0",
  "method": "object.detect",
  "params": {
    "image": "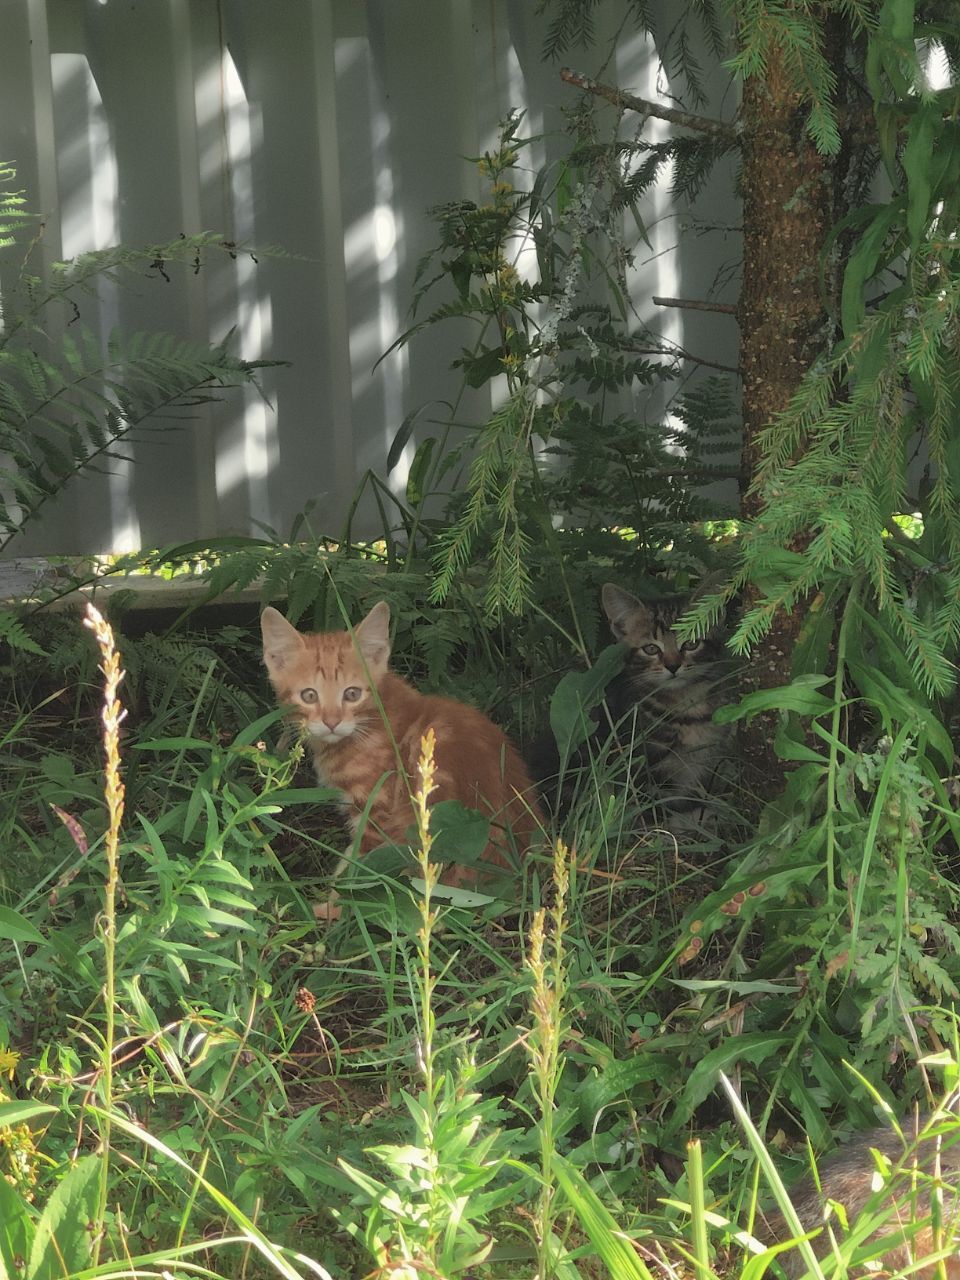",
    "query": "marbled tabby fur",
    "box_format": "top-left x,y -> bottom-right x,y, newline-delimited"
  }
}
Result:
759,1119 -> 960,1279
260,602 -> 543,884
534,583 -> 734,825
600,582 -> 732,818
